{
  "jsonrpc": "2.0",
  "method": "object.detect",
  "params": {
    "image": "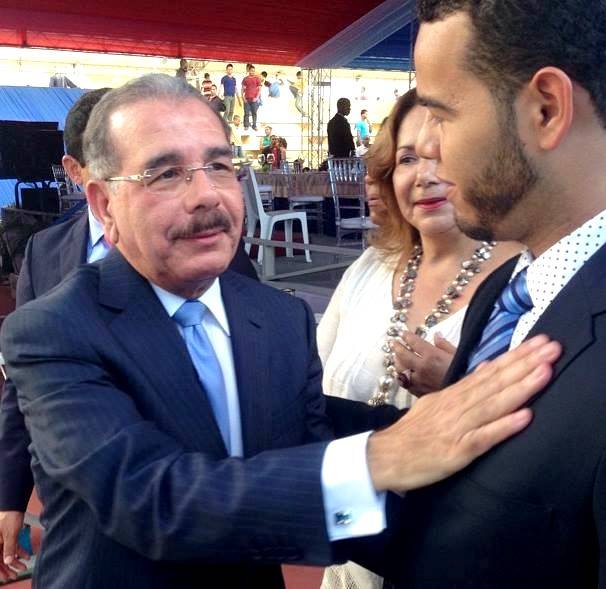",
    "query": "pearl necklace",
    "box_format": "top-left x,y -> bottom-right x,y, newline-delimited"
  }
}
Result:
369,241 -> 496,406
